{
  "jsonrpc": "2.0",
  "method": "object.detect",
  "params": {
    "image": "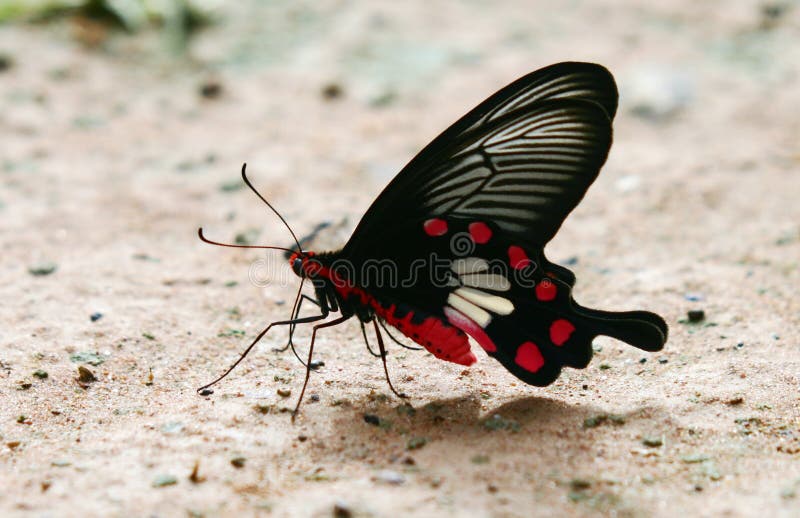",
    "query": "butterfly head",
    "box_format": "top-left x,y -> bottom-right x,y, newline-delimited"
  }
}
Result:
288,251 -> 319,279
